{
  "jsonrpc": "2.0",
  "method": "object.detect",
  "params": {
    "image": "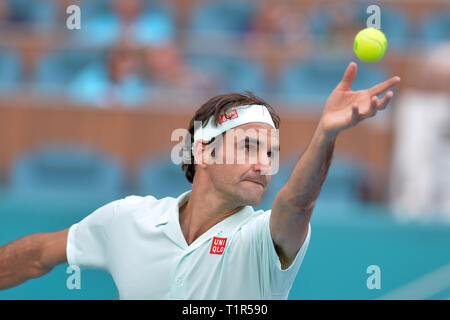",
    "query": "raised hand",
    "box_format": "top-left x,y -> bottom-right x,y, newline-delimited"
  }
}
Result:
319,62 -> 401,139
